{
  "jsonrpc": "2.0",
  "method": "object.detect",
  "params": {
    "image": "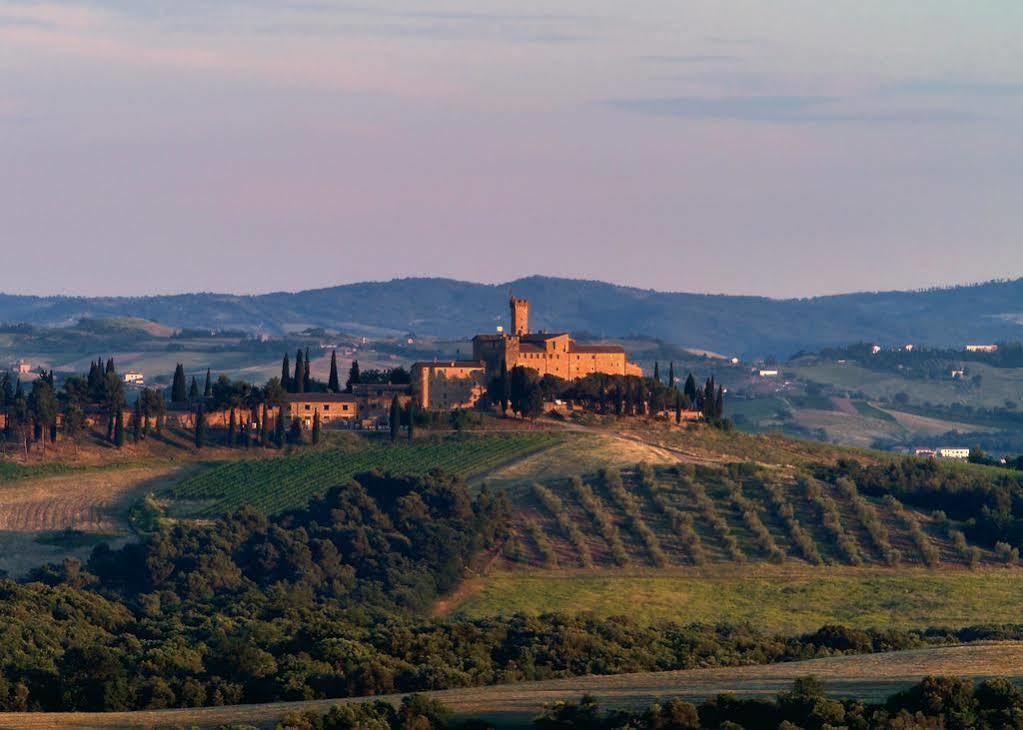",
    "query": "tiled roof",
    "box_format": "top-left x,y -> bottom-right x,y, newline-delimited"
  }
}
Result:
569,344 -> 626,354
